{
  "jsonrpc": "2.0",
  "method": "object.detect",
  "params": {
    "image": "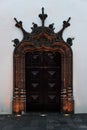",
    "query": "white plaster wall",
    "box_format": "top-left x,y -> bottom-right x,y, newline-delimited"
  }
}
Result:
0,0 -> 87,114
